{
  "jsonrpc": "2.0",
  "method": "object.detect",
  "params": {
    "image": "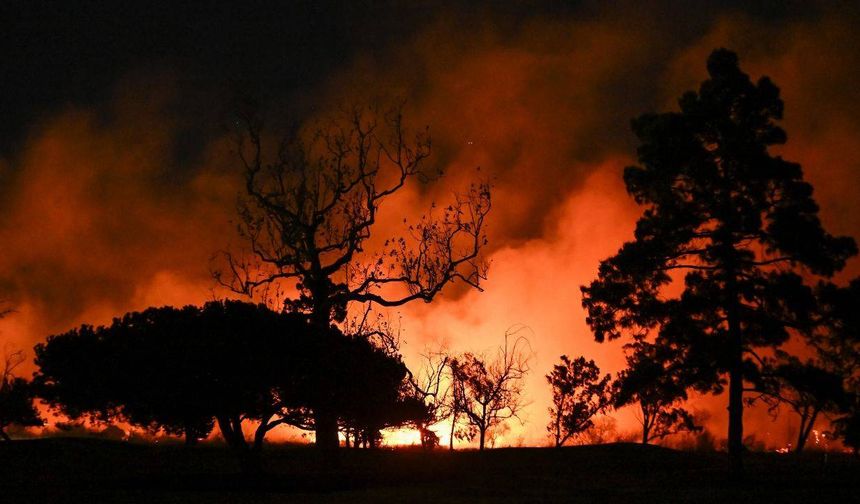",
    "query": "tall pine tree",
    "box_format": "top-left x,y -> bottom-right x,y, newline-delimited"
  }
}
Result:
581,49 -> 856,477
